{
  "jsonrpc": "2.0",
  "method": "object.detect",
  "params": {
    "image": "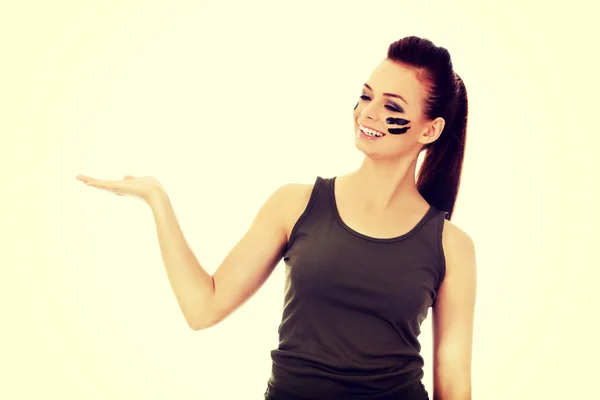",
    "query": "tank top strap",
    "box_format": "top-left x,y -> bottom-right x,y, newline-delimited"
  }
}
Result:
284,176 -> 332,254
307,176 -> 336,221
